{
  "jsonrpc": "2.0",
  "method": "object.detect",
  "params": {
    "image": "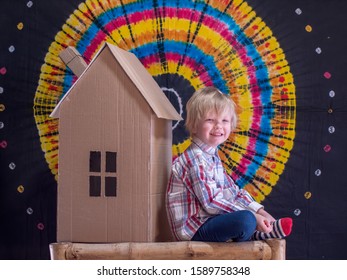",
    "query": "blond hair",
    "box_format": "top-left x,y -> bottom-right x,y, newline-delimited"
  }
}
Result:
185,87 -> 238,136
